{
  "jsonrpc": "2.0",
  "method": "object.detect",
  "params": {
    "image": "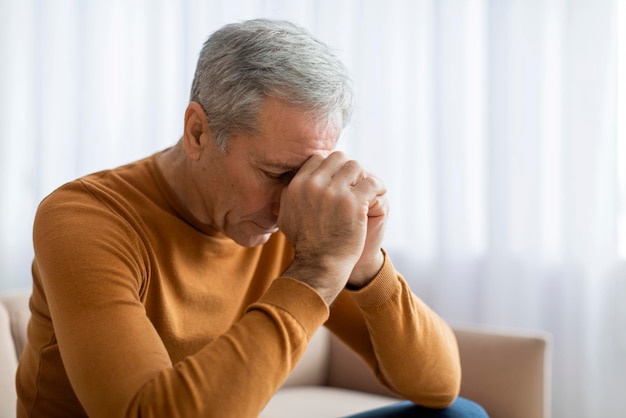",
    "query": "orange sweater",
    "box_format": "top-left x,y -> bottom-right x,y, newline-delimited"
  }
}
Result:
16,152 -> 460,418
